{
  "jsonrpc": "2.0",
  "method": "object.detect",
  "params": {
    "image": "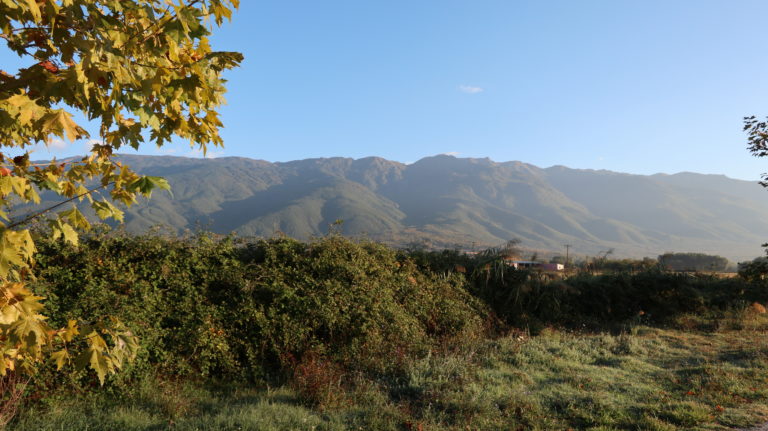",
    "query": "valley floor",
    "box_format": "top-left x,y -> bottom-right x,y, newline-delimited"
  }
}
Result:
12,315 -> 768,431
